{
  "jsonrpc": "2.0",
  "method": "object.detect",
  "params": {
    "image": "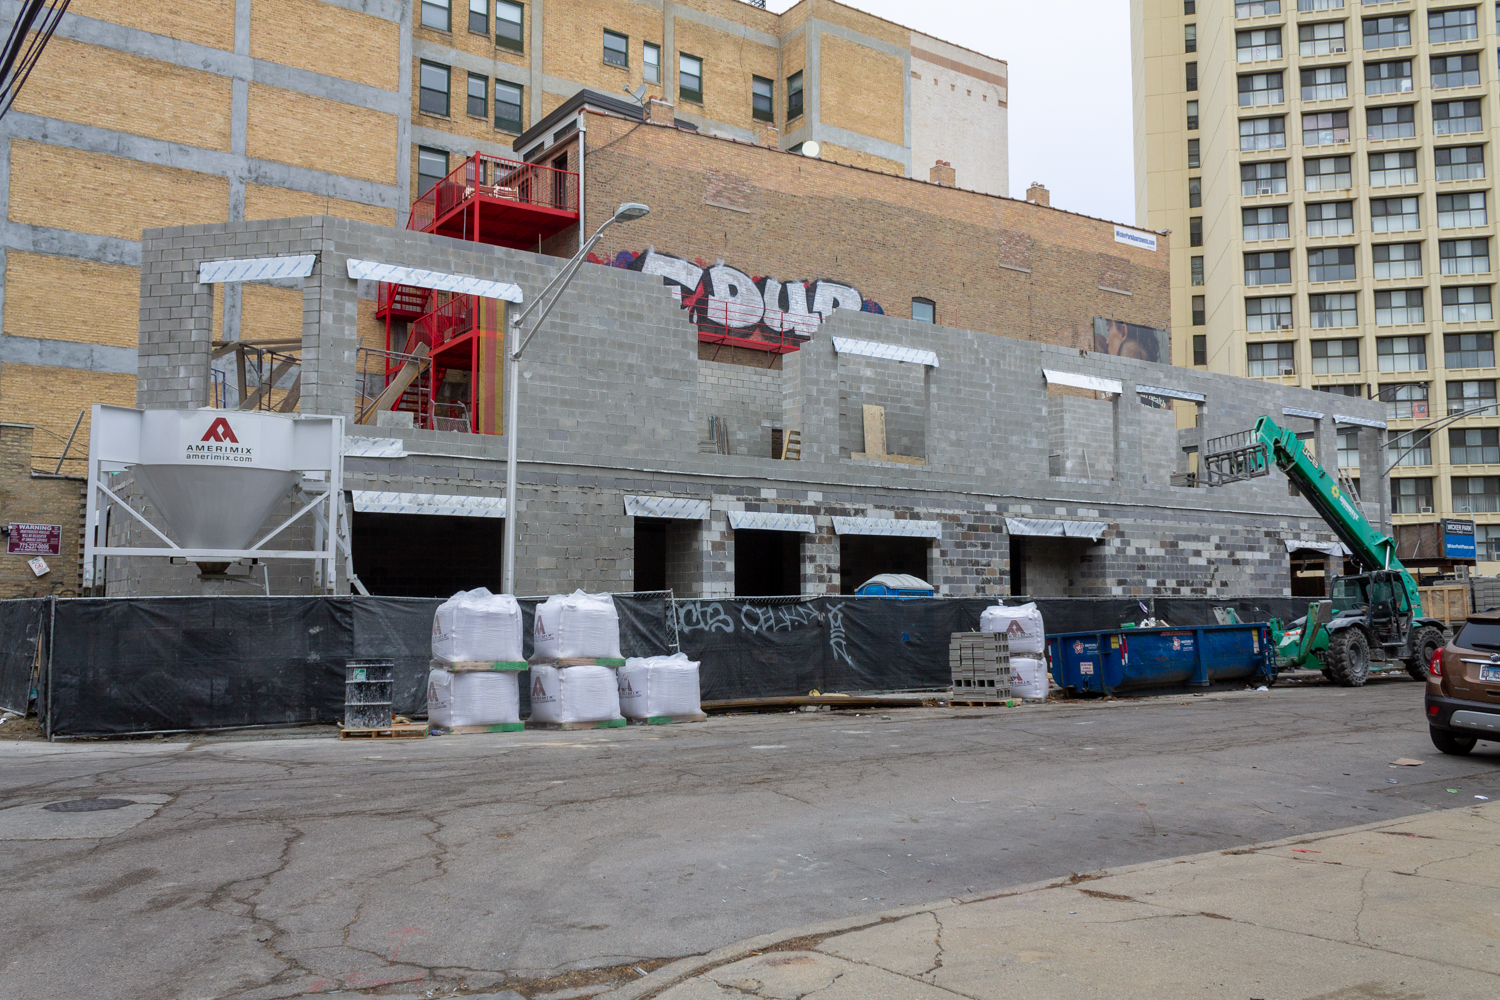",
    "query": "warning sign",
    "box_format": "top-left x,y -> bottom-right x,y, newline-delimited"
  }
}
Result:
7,523 -> 61,555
